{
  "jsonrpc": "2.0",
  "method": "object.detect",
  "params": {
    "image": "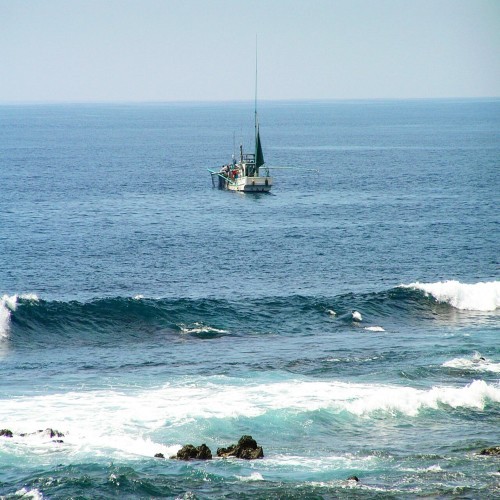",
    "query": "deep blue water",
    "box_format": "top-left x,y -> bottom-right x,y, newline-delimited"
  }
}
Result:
0,99 -> 499,498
